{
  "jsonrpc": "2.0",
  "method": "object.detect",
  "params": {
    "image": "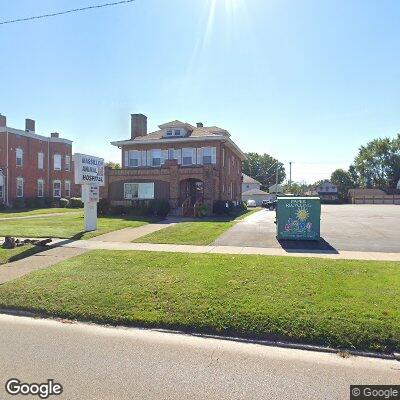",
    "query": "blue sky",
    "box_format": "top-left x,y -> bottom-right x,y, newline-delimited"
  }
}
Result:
1,0 -> 399,183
